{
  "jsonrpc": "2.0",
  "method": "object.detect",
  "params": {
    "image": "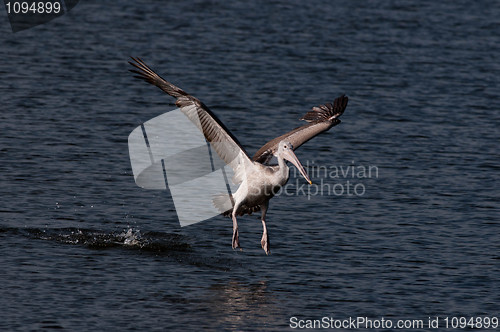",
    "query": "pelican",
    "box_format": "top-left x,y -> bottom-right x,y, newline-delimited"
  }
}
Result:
129,57 -> 348,254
